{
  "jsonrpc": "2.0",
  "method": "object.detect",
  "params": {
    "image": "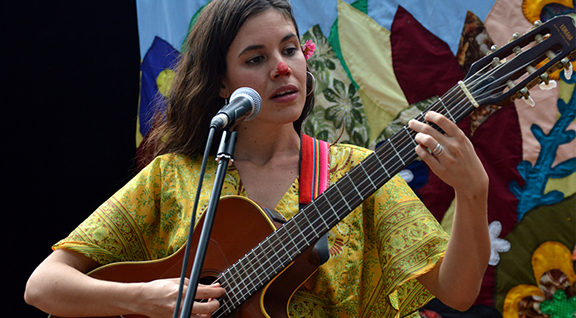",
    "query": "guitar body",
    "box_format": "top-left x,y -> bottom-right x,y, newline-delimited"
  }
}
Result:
50,196 -> 323,318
